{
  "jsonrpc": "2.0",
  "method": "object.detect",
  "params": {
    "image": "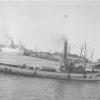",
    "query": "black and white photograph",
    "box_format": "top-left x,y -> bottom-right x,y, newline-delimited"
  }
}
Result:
0,0 -> 100,100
